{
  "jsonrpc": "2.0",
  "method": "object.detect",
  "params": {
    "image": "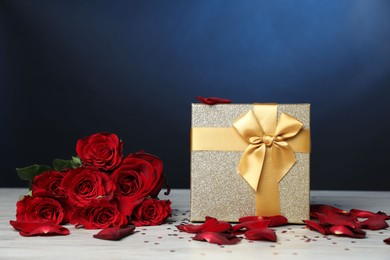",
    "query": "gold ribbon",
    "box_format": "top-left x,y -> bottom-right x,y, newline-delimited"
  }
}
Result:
191,104 -> 310,216
233,104 -> 307,191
